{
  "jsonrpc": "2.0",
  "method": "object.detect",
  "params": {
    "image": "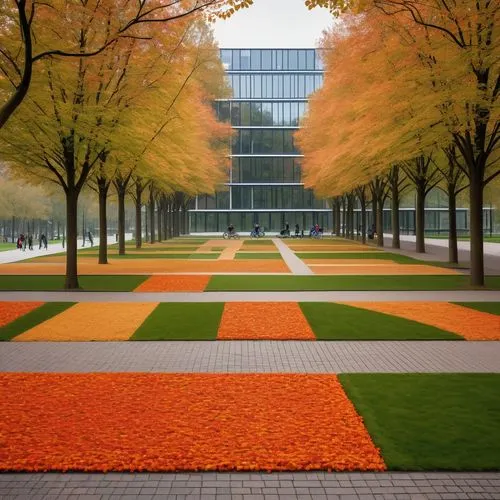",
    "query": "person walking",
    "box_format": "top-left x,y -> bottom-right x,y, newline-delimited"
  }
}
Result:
28,234 -> 33,250
88,231 -> 94,247
40,233 -> 48,250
